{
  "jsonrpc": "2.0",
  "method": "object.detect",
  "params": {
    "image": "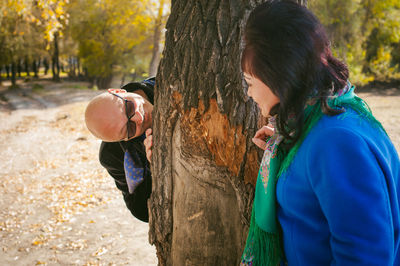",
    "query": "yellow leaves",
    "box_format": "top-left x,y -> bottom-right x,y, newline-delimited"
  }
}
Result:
6,0 -> 27,16
32,235 -> 48,246
66,239 -> 88,250
32,240 -> 45,246
77,201 -> 88,207
55,4 -> 64,17
41,11 -> 49,20
369,45 -> 395,79
32,160 -> 60,172
92,247 -> 108,257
